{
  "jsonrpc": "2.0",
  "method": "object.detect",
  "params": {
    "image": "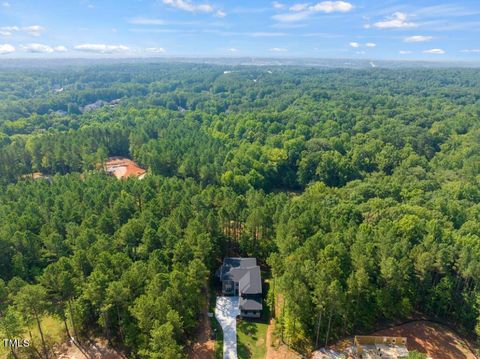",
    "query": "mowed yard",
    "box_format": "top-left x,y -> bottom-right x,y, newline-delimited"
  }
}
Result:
0,316 -> 64,359
237,280 -> 272,359
237,306 -> 269,359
